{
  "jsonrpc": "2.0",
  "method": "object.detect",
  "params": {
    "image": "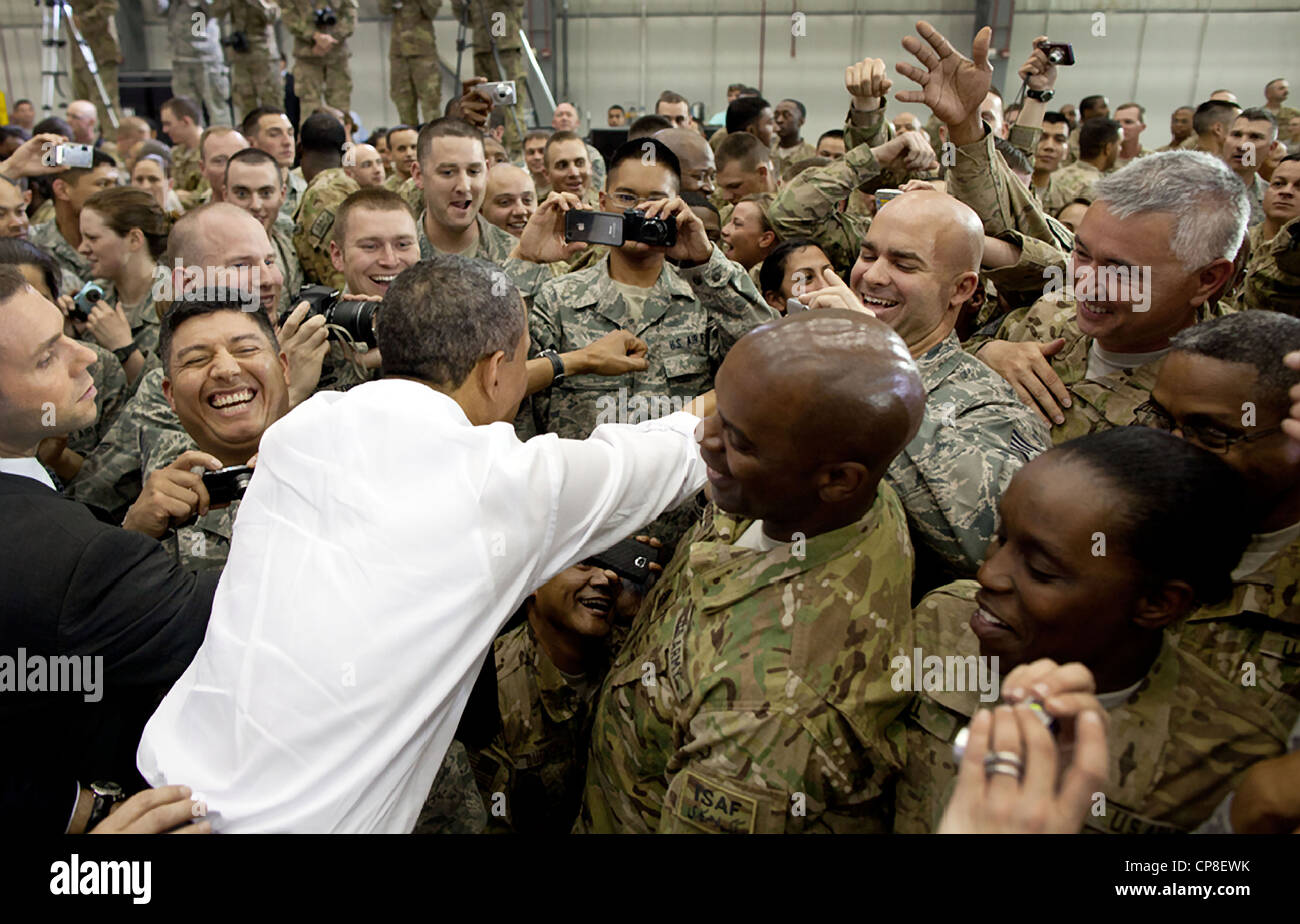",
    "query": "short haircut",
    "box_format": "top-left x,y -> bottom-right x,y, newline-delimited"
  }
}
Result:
716,131 -> 772,172
13,99 -> 32,109
1266,78 -> 1287,91
0,125 -> 31,145
1052,427 -> 1251,607
1079,94 -> 1108,115
656,91 -> 689,111
82,186 -> 171,259
1113,102 -> 1143,122
1169,311 -> 1300,416
726,95 -> 771,134
1078,117 -> 1121,160
240,106 -> 287,139
225,146 -> 282,181
370,126 -> 388,143
608,104 -> 625,114
0,263 -> 26,305
523,129 -> 552,147
782,156 -> 830,183
780,98 -> 807,120
543,130 -> 585,166
1174,105 -> 1195,115
1235,107 -> 1279,139
416,118 -> 484,167
333,187 -> 413,247
994,135 -> 1032,174
33,116 -> 73,138
1042,111 -> 1071,133
628,114 -> 672,139
606,137 -> 681,189
0,237 -> 62,299
817,129 -> 844,146
386,124 -> 418,148
200,125 -> 244,161
159,294 -> 279,376
162,96 -> 203,127
1193,100 -> 1241,136
681,189 -> 717,220
134,139 -> 173,167
1093,150 -> 1248,271
377,254 -> 524,389
759,238 -> 820,295
55,148 -> 118,190
726,83 -> 746,94
300,111 -> 347,154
